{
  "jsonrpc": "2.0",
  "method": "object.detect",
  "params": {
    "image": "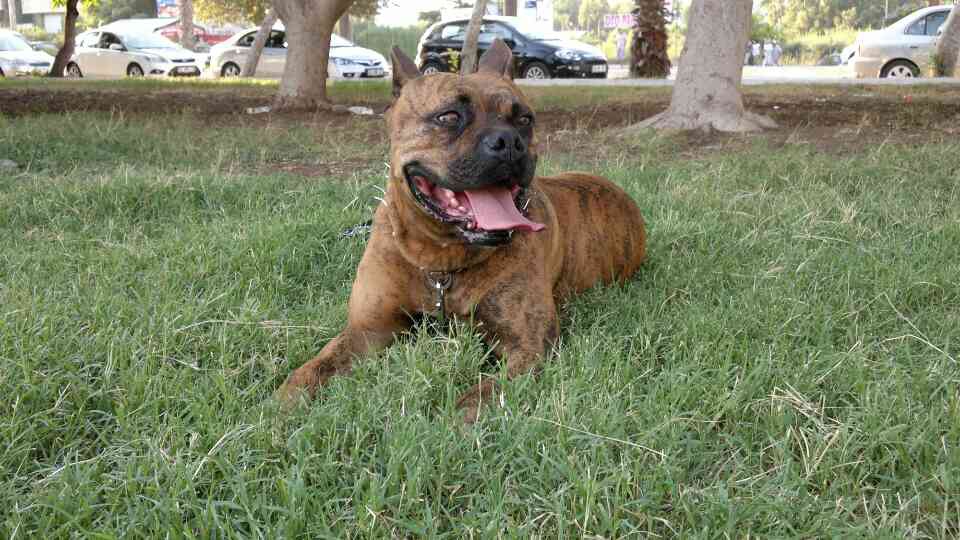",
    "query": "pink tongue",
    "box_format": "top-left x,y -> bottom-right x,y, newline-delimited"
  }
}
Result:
463,187 -> 545,232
